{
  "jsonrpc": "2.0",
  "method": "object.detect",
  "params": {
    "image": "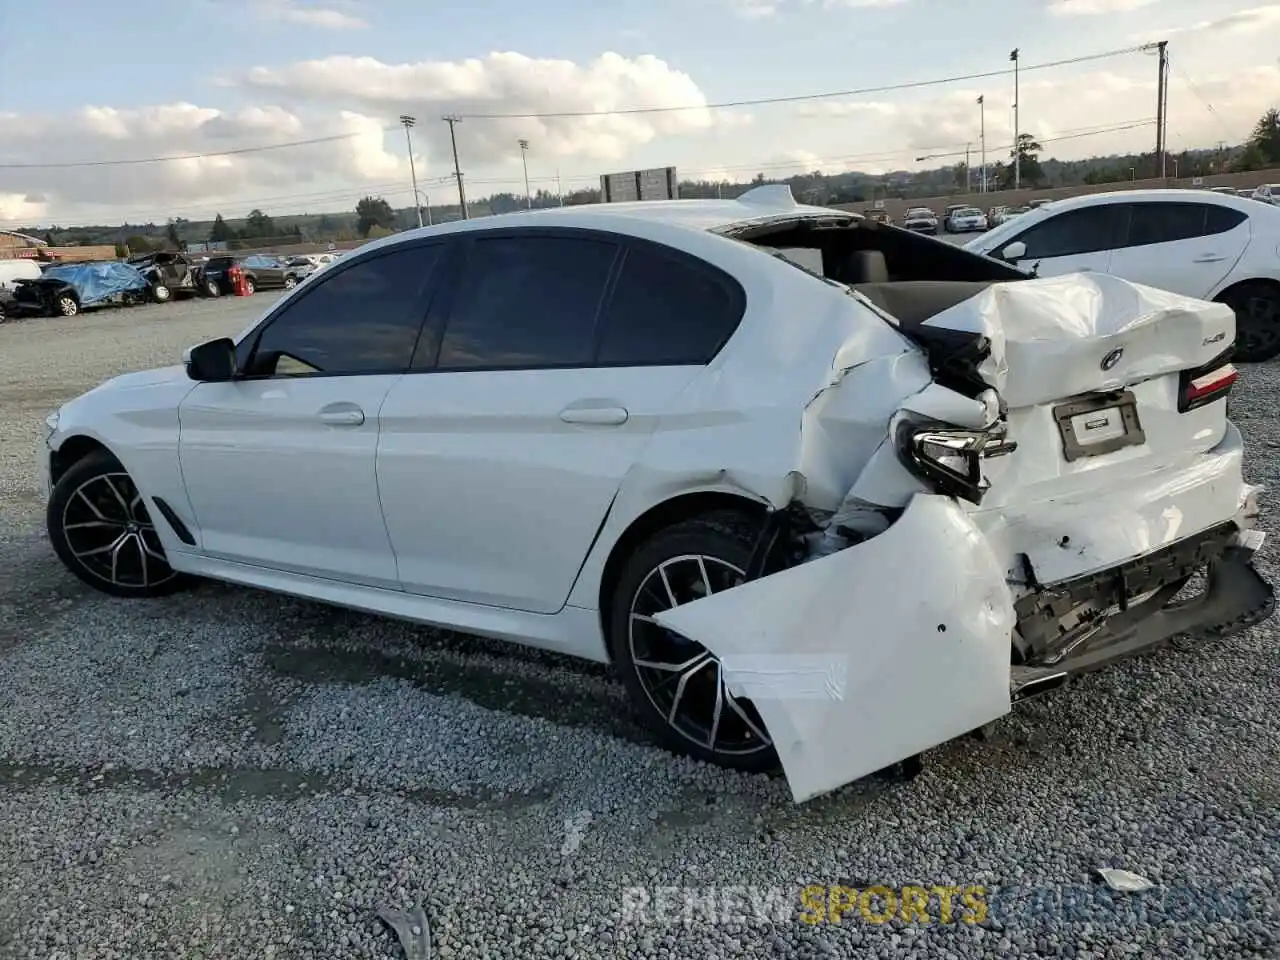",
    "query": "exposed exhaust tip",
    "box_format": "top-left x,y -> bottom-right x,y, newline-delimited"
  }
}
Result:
1011,669 -> 1069,702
